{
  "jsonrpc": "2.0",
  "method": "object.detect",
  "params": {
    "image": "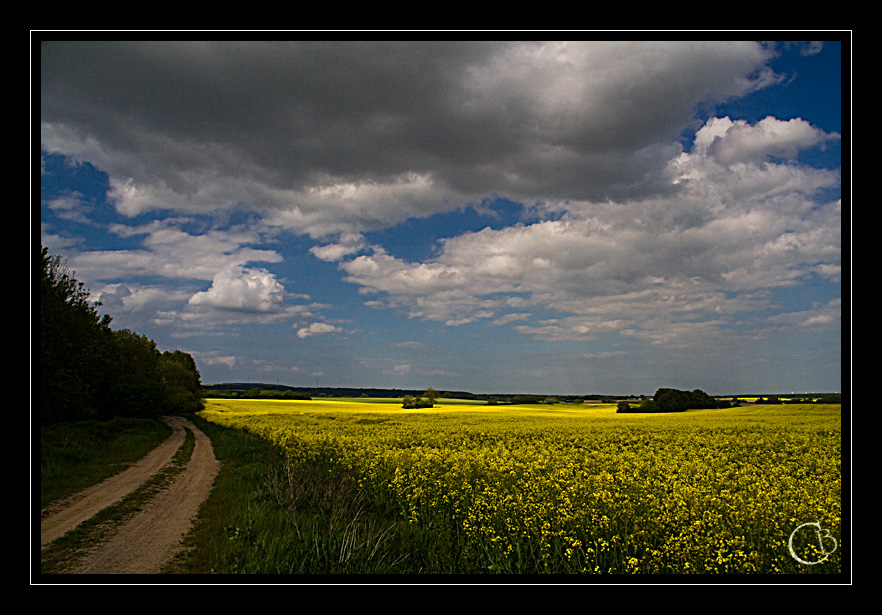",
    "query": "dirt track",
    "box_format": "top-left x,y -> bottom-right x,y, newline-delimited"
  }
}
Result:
40,416 -> 219,574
